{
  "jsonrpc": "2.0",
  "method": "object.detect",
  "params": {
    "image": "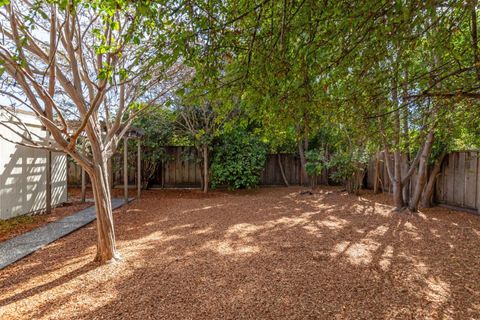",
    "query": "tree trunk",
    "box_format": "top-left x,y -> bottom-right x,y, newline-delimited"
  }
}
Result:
298,138 -> 309,186
107,157 -> 113,190
323,144 -> 329,186
352,170 -> 366,195
81,140 -> 87,202
393,150 -> 404,209
199,163 -> 204,190
402,71 -> 411,205
373,152 -> 381,194
203,144 -> 208,193
89,160 -> 120,263
420,152 -> 446,208
277,154 -> 289,187
390,80 -> 405,210
402,155 -> 410,204
409,130 -> 435,212
45,4 -> 56,215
